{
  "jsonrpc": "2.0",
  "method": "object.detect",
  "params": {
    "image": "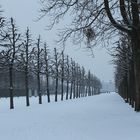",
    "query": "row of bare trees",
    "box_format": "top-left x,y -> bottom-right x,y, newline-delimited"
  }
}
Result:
0,17 -> 102,109
114,33 -> 136,110
39,0 -> 140,111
